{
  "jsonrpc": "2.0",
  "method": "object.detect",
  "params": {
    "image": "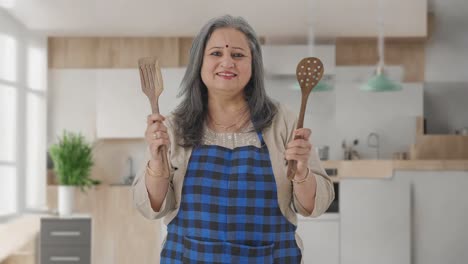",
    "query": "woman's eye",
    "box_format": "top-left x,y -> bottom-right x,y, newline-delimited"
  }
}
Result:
210,51 -> 222,56
232,53 -> 245,58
